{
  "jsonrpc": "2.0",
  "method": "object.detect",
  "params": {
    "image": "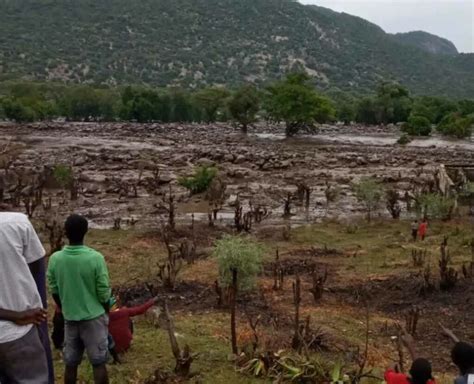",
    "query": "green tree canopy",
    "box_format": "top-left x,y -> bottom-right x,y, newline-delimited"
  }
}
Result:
227,85 -> 260,133
264,73 -> 335,137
